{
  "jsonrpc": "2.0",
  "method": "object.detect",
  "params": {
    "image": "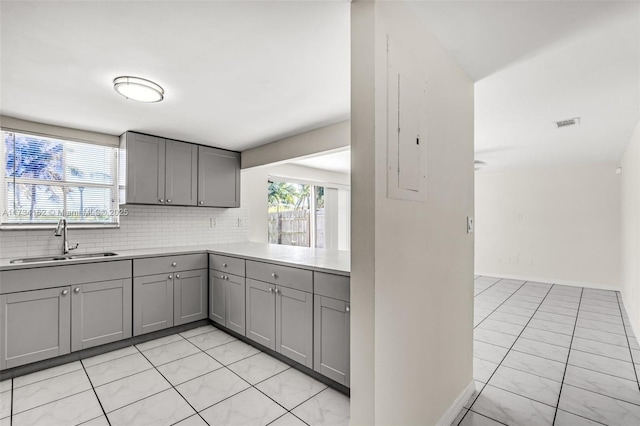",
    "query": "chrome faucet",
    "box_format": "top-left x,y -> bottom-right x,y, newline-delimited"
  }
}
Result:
54,218 -> 79,255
